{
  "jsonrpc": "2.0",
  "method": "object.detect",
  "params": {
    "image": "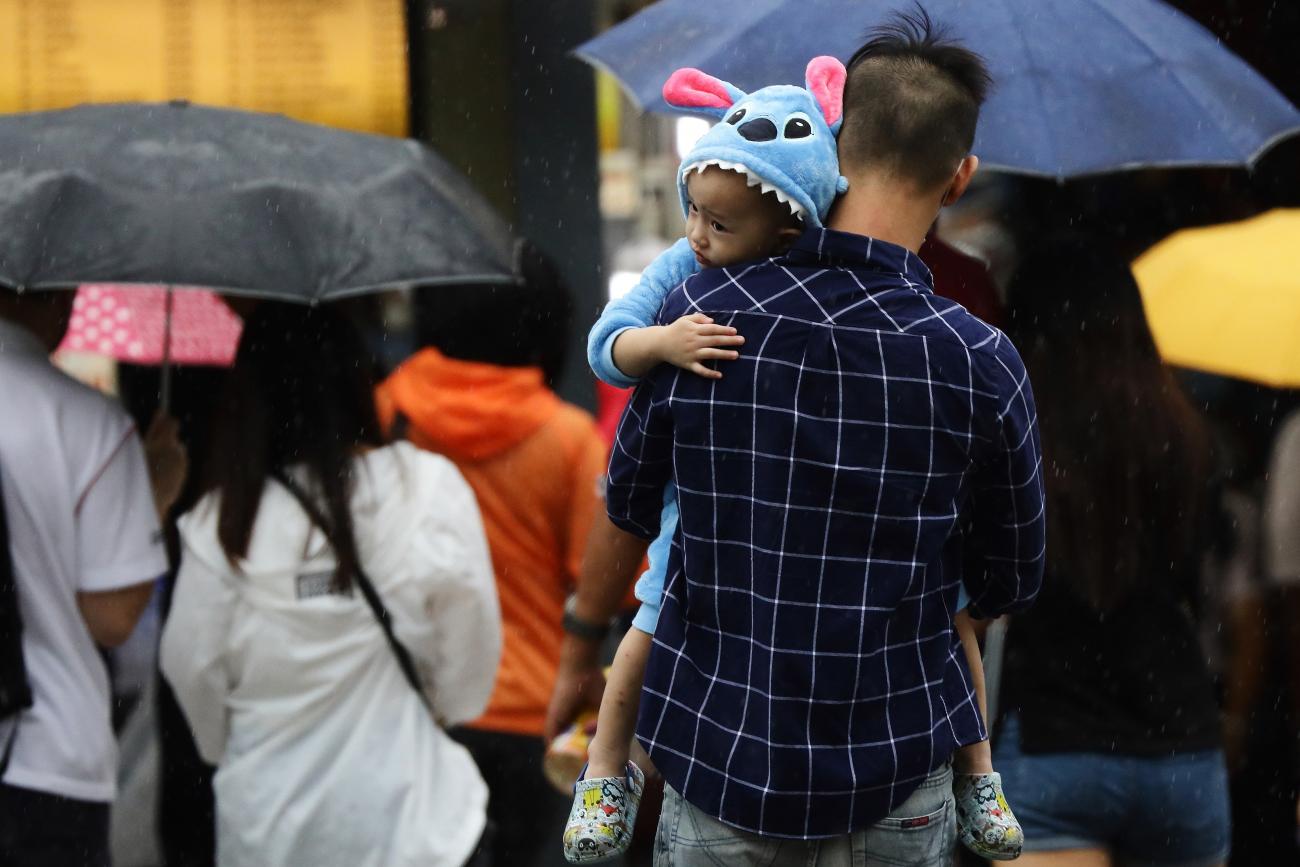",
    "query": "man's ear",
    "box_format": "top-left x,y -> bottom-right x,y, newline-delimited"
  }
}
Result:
942,155 -> 980,207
